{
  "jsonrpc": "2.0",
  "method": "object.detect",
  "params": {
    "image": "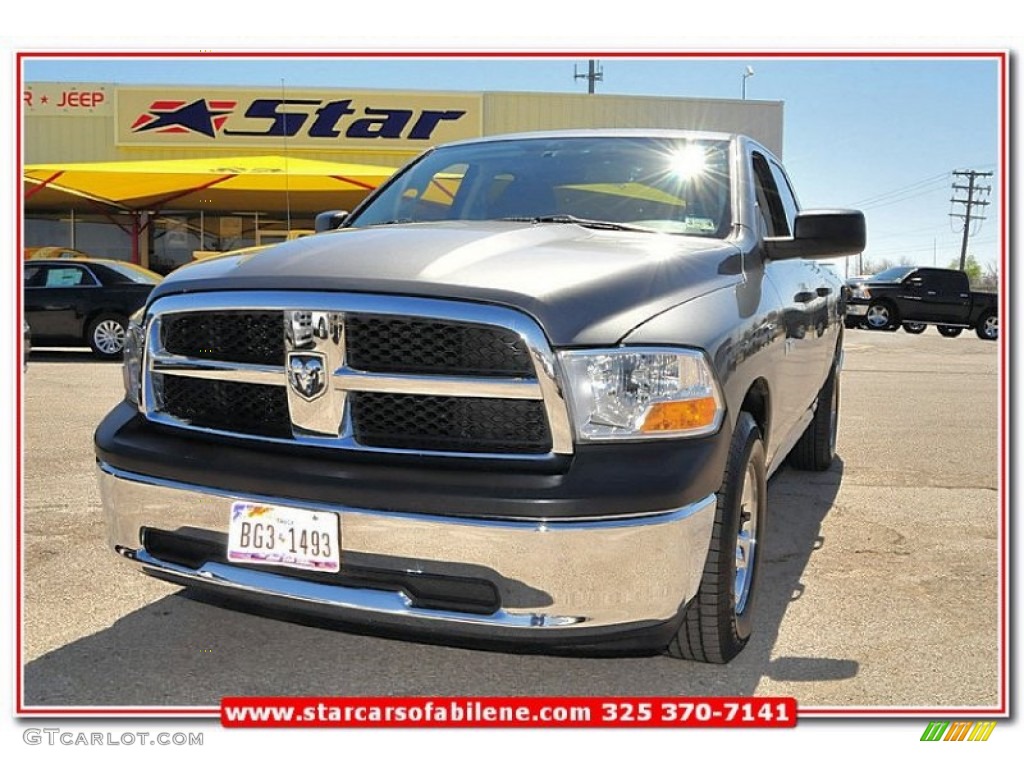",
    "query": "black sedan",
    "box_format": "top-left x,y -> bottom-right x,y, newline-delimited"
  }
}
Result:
24,258 -> 161,358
